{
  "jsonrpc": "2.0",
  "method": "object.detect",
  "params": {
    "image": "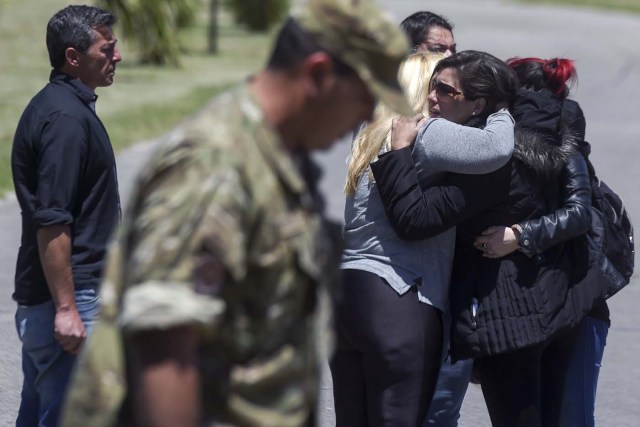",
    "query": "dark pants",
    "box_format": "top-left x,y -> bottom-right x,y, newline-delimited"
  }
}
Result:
330,269 -> 443,427
475,326 -> 581,427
